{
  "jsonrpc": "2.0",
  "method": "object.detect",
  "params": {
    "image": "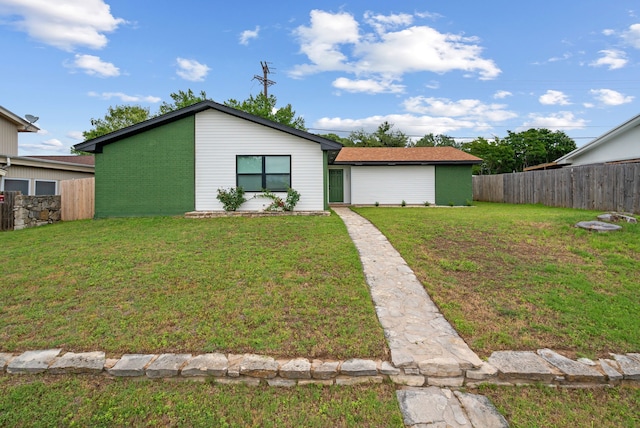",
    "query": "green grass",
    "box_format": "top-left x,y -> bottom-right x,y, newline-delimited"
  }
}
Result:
0,215 -> 387,359
480,384 -> 640,427
354,203 -> 640,358
0,375 -> 404,427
